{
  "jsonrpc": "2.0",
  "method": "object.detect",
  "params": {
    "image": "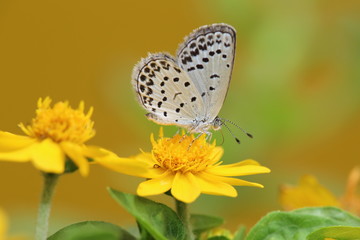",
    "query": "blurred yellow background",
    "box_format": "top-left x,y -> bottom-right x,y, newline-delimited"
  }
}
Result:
0,0 -> 359,236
